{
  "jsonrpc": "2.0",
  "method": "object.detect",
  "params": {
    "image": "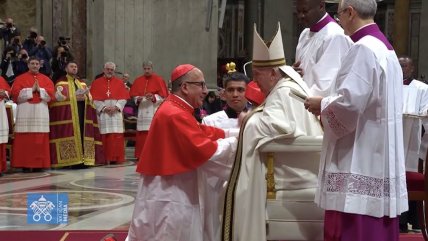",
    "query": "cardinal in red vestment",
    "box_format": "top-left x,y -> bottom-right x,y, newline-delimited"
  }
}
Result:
10,57 -> 55,171
129,61 -> 169,158
127,64 -> 239,241
90,62 -> 130,164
